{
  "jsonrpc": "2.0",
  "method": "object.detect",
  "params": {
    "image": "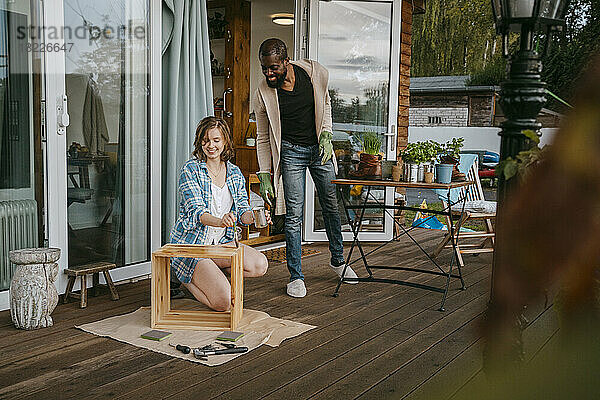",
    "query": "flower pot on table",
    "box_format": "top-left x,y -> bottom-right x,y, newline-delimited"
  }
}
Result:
349,153 -> 382,179
435,163 -> 453,184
